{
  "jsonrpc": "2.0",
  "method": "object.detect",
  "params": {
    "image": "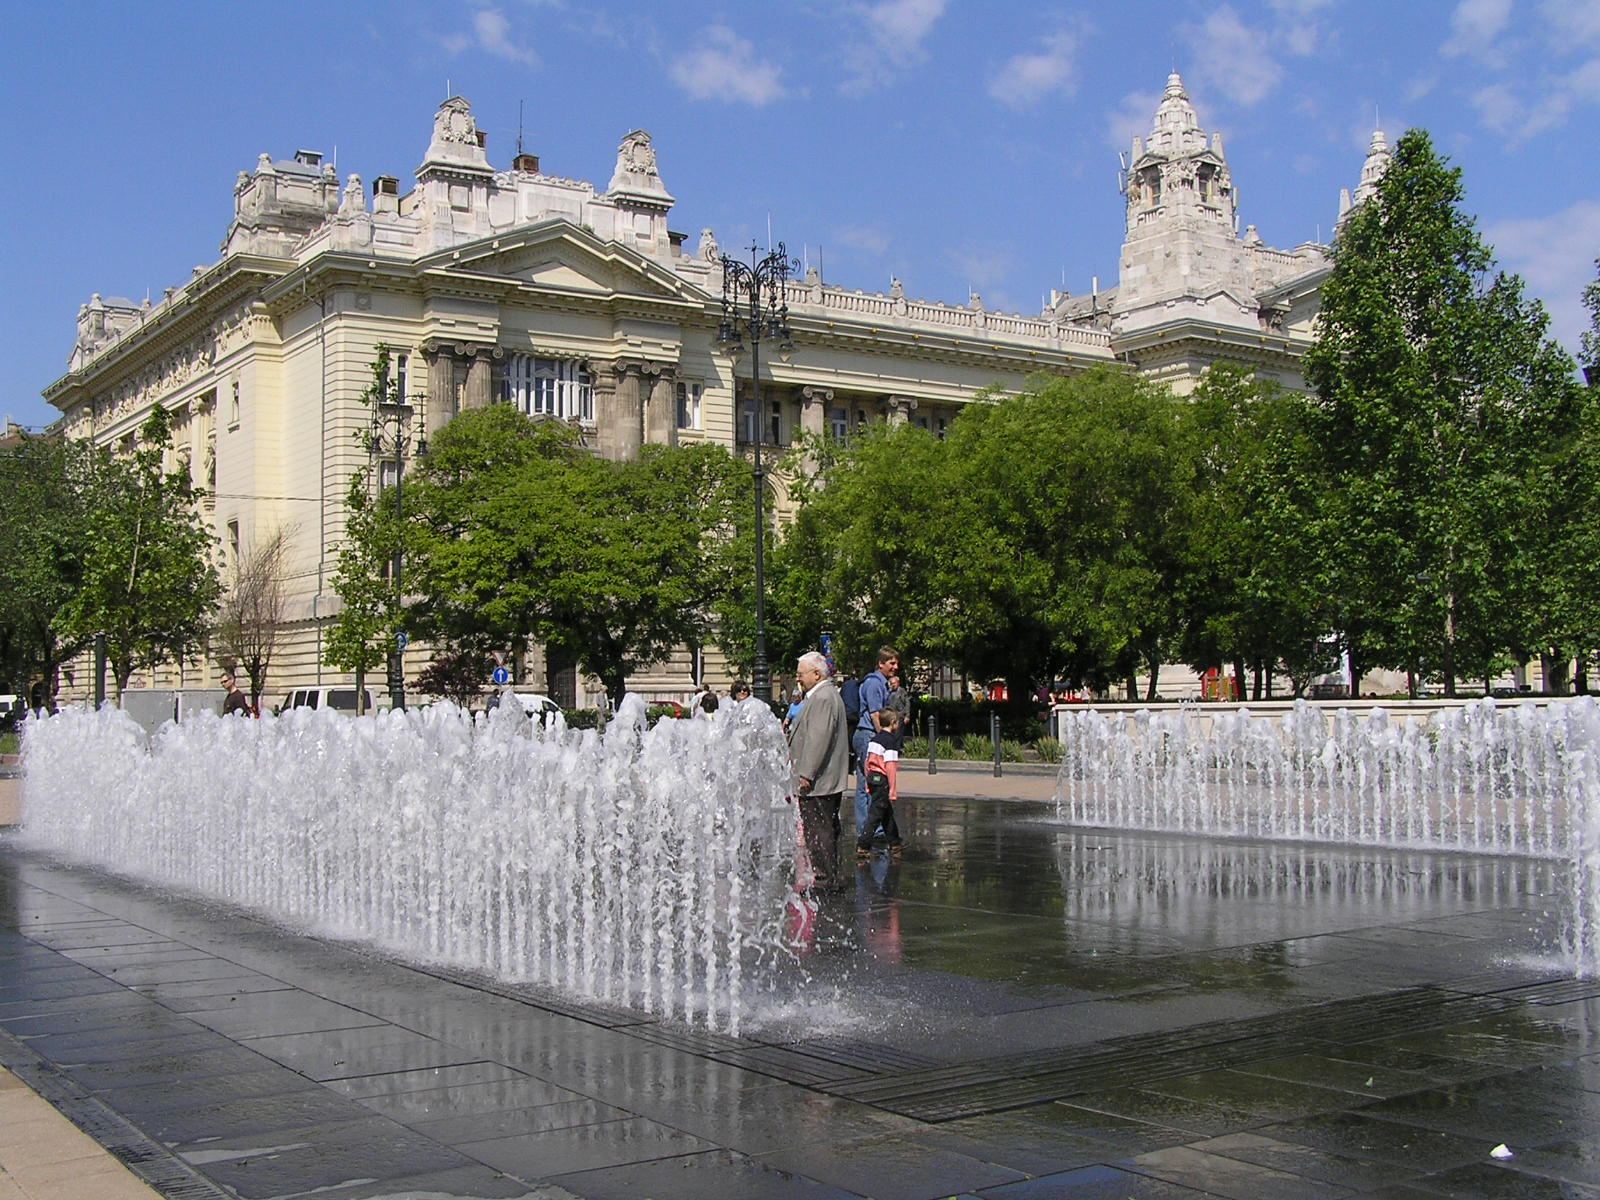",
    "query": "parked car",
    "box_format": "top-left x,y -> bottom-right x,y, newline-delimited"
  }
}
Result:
499,691 -> 561,723
277,687 -> 385,716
